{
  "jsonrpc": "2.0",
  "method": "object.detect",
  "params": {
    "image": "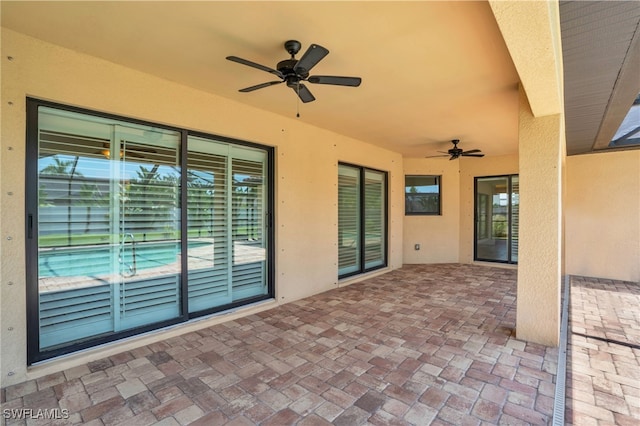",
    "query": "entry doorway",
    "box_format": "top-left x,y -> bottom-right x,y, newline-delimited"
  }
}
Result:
474,175 -> 519,263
